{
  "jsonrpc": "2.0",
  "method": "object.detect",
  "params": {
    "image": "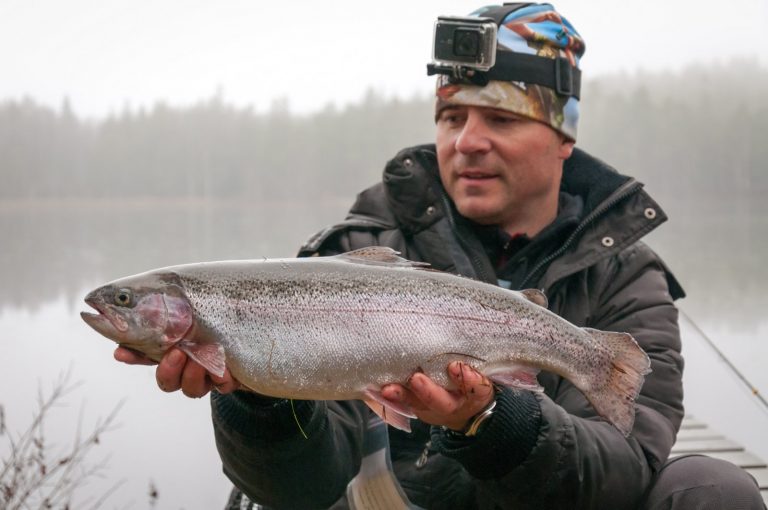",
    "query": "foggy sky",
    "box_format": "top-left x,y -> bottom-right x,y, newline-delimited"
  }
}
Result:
1,0 -> 766,118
